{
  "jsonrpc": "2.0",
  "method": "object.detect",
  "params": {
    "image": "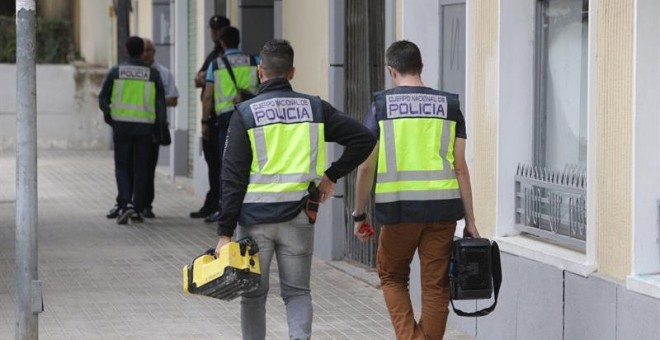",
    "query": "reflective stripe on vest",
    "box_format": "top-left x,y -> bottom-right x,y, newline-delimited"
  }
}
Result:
110,78 -> 156,124
243,122 -> 325,204
375,117 -> 460,203
213,58 -> 259,113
